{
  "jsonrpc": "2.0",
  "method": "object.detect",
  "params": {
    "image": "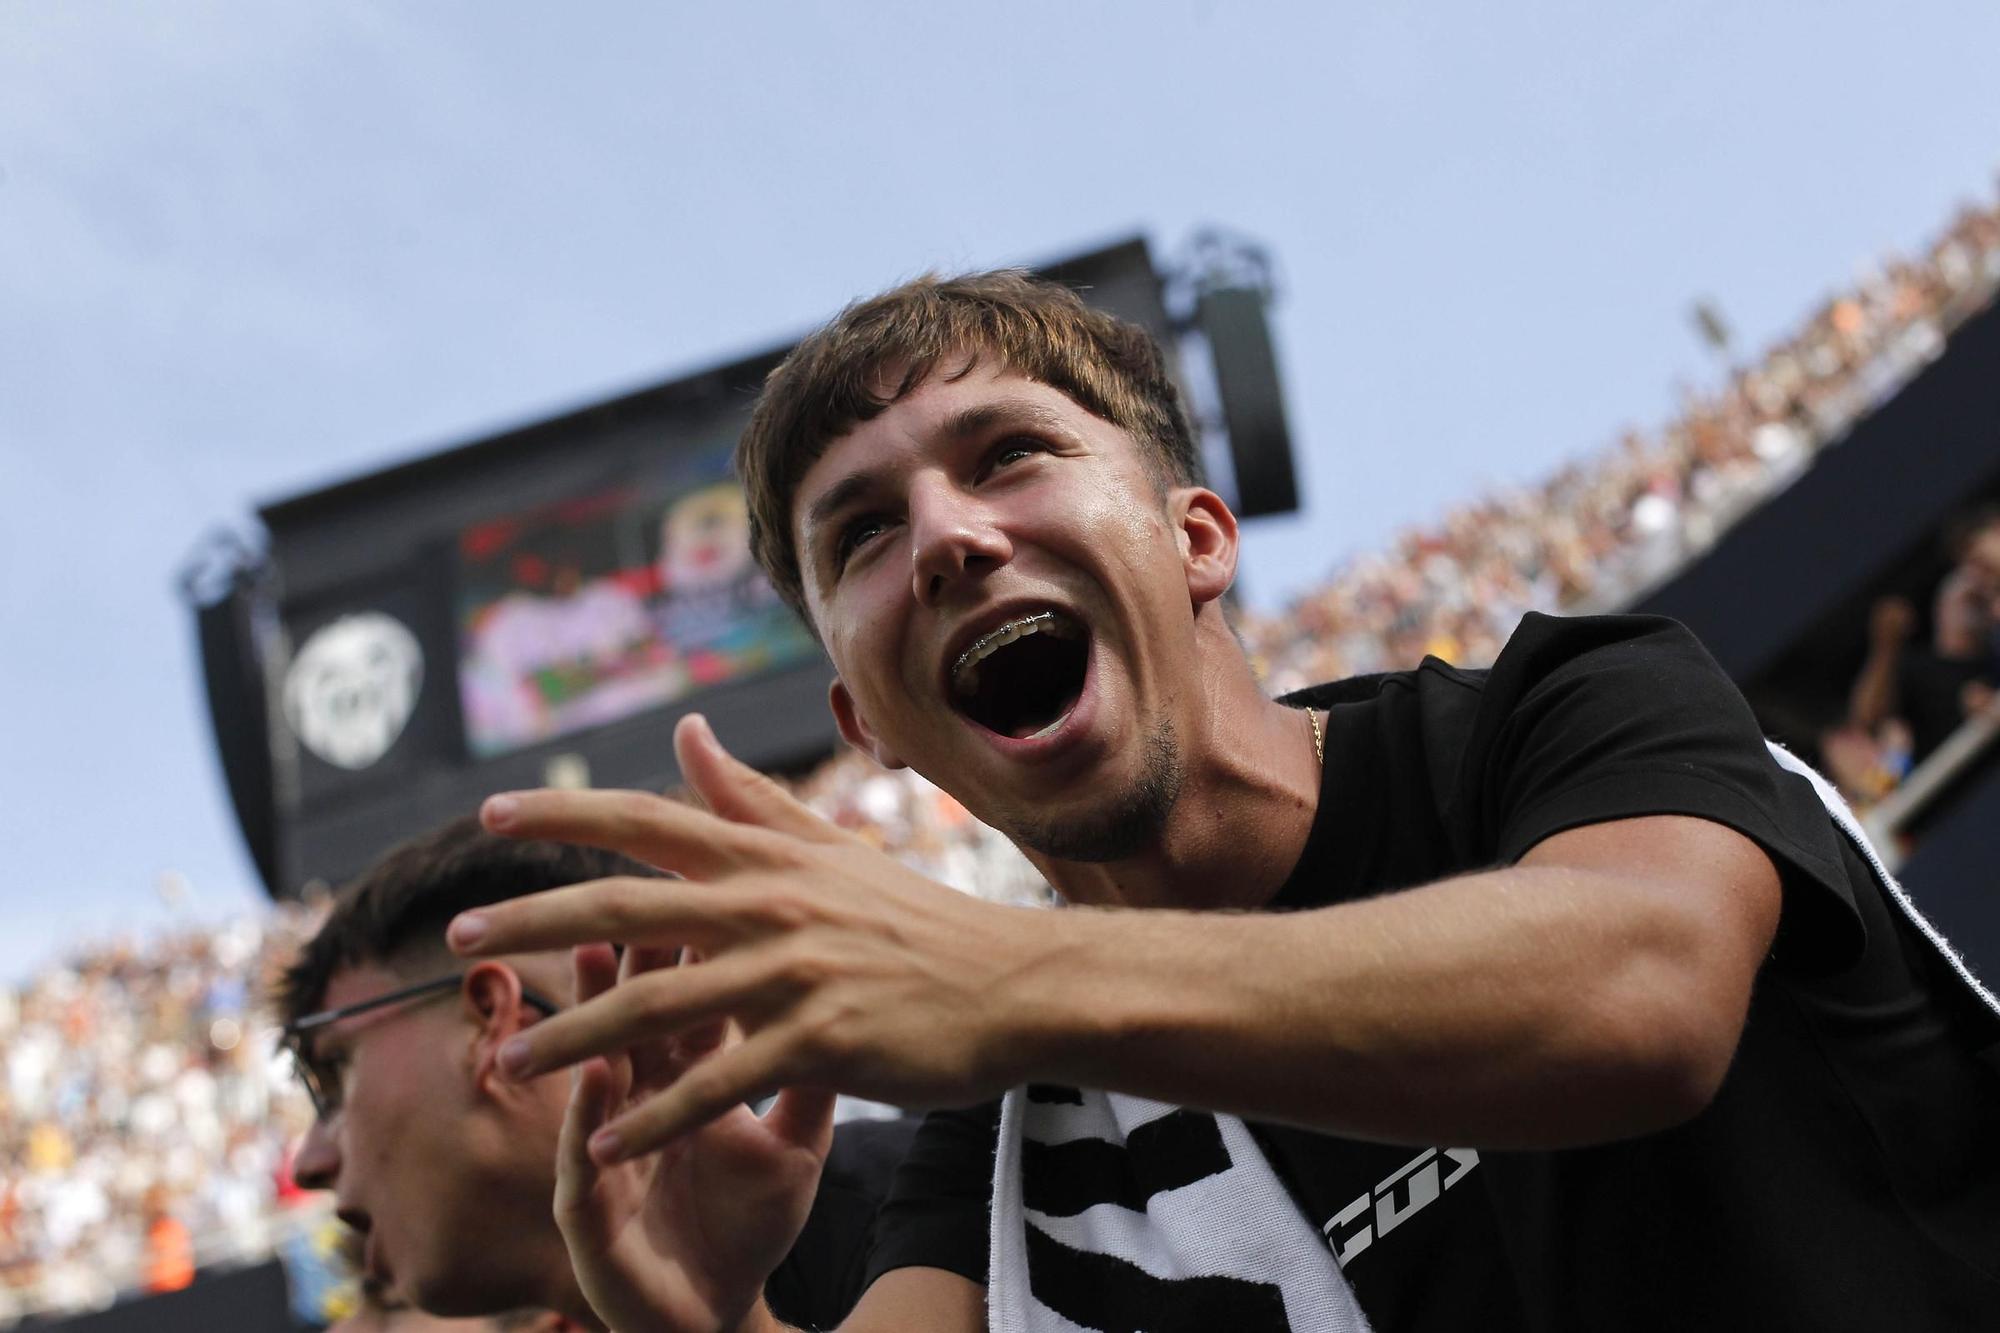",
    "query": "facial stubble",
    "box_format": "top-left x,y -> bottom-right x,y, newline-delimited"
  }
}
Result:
1003,715 -> 1185,863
